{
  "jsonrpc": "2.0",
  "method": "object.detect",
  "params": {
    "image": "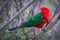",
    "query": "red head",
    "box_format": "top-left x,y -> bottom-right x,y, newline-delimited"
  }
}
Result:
40,7 -> 50,14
